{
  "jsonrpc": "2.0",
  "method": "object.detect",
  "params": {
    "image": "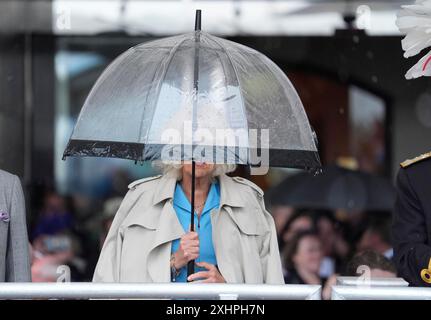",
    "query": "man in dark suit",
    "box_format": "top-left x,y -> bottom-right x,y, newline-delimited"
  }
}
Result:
0,169 -> 31,282
393,152 -> 431,286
